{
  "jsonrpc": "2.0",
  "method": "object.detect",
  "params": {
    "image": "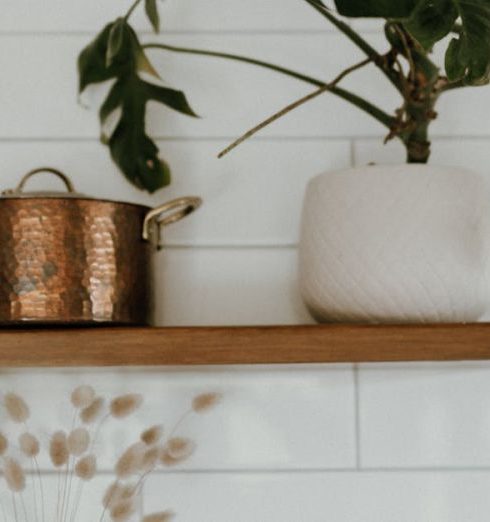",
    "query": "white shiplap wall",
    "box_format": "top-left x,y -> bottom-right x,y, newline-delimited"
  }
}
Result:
2,1 -> 490,521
